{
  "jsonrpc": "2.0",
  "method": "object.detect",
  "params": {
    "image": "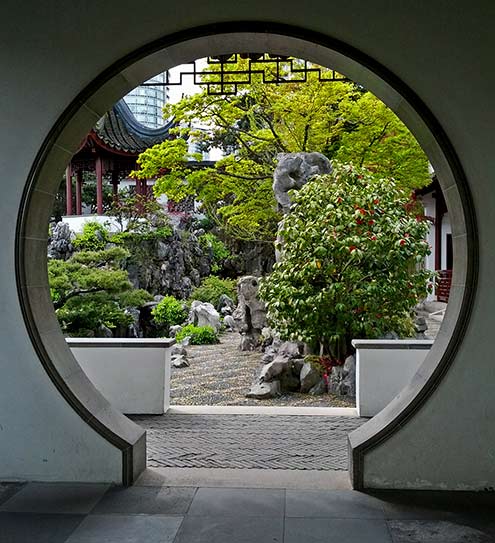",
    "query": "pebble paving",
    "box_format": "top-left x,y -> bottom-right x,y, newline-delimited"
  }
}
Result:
132,413 -> 368,470
170,332 -> 354,407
